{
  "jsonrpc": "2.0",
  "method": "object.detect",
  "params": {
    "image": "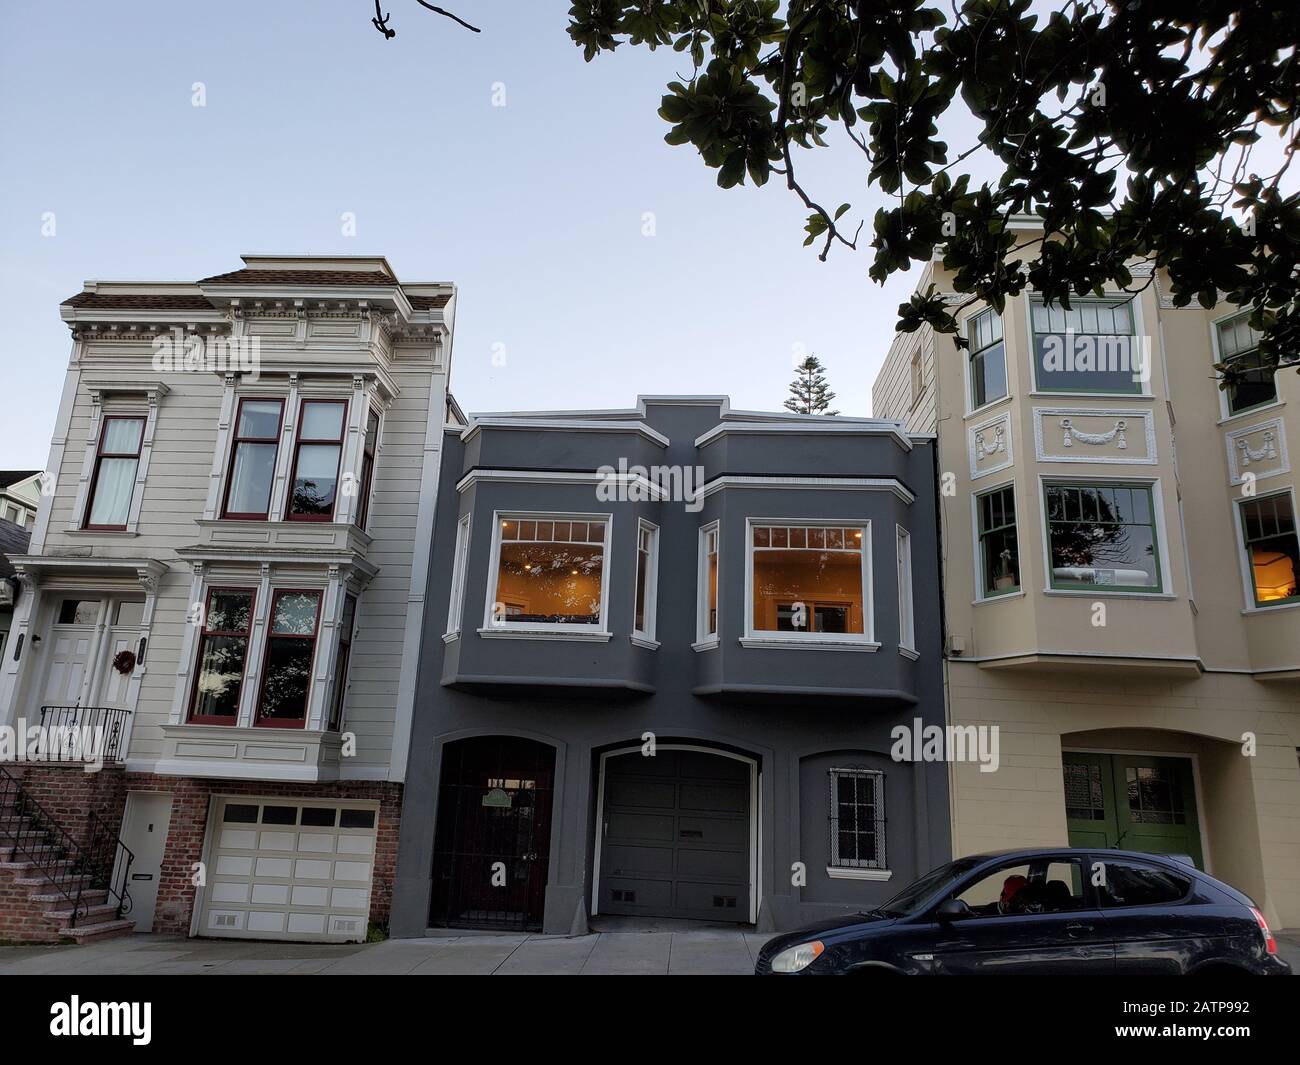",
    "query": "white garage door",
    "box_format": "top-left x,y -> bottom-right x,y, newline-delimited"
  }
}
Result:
200,798 -> 379,942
